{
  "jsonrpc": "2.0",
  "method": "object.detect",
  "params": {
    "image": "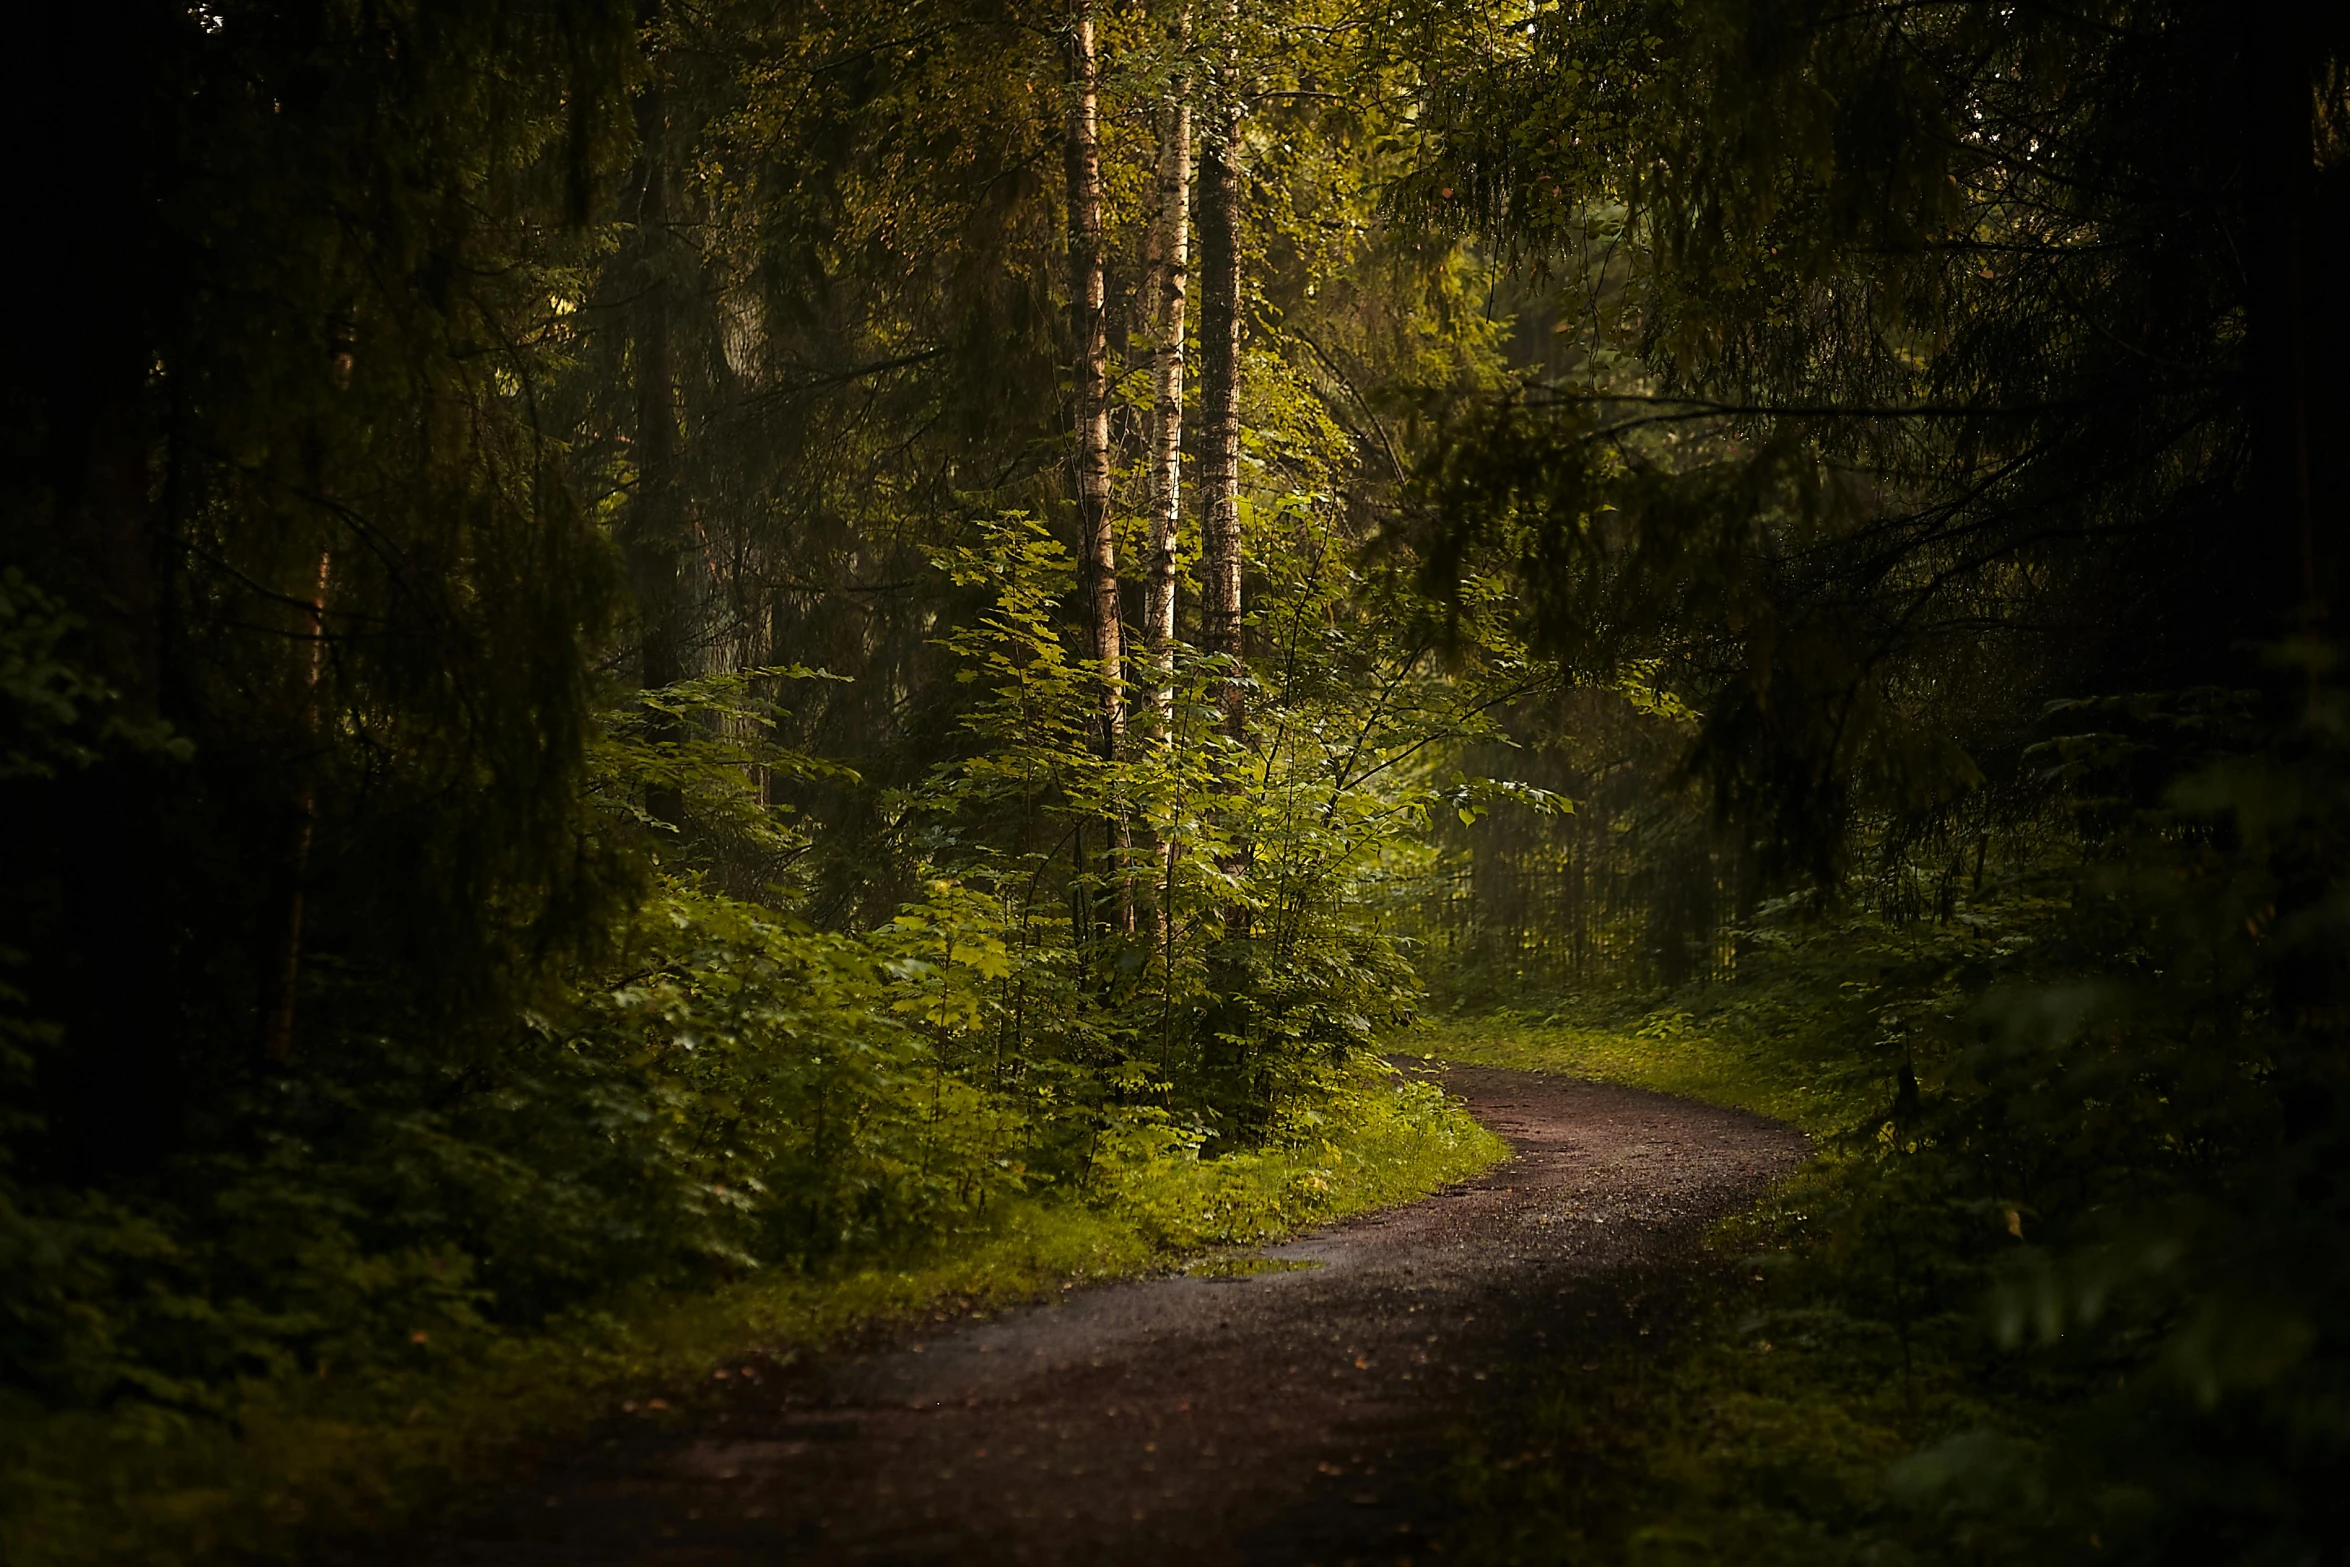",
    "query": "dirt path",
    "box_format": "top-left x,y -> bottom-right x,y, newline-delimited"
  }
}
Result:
394,1066 -> 1805,1565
